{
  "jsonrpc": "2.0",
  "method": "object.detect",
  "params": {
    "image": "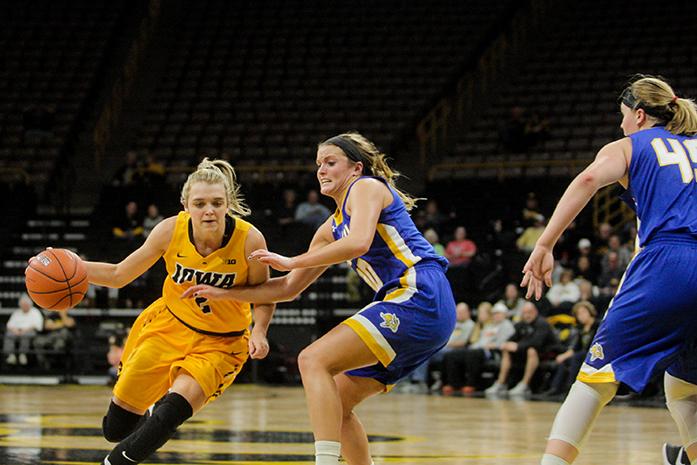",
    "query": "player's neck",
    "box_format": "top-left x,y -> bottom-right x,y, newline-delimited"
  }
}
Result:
193,229 -> 225,255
